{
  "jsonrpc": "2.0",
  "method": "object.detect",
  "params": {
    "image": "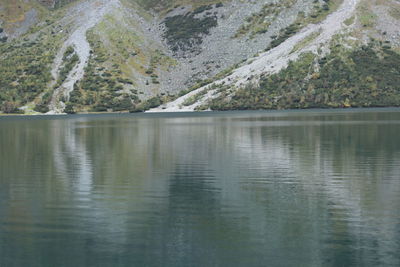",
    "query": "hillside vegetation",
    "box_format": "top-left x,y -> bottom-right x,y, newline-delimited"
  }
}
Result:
205,44 -> 400,110
0,0 -> 399,114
